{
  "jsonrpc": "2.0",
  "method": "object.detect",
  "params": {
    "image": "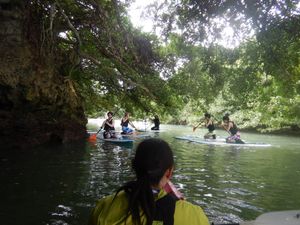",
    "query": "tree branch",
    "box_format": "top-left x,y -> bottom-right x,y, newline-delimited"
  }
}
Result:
55,1 -> 82,47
